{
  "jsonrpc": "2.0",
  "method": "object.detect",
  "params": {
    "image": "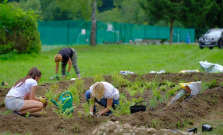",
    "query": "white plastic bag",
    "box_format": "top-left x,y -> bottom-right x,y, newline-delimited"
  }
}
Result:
168,81 -> 202,106
179,81 -> 202,96
199,61 -> 223,73
150,70 -> 165,74
120,71 -> 134,75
